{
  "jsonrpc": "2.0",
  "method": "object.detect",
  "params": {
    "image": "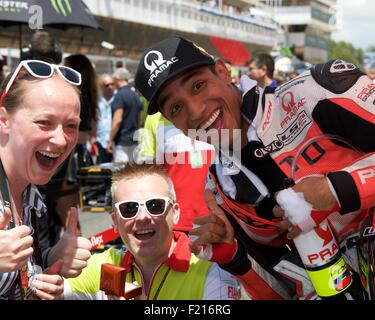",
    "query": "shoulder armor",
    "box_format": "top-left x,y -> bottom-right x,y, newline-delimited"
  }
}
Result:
311,59 -> 365,94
